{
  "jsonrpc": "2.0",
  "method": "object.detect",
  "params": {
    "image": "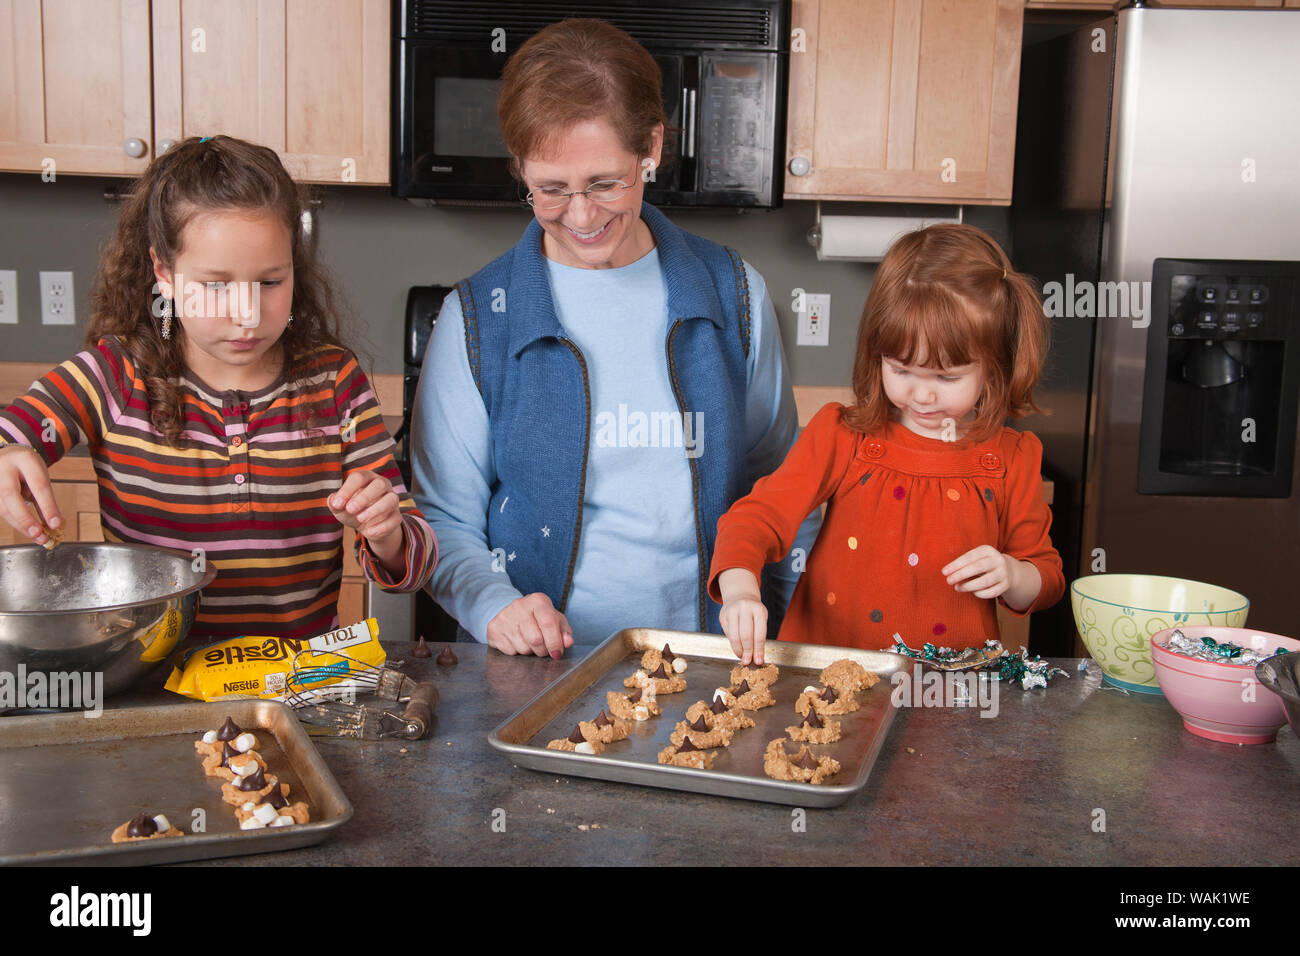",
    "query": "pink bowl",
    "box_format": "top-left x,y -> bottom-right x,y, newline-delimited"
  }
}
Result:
1150,626 -> 1300,745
